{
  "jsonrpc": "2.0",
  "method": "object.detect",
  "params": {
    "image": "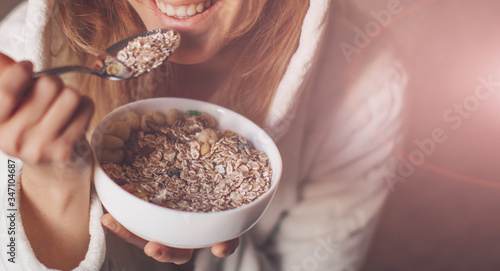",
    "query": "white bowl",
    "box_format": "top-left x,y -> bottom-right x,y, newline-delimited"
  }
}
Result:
91,98 -> 282,248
